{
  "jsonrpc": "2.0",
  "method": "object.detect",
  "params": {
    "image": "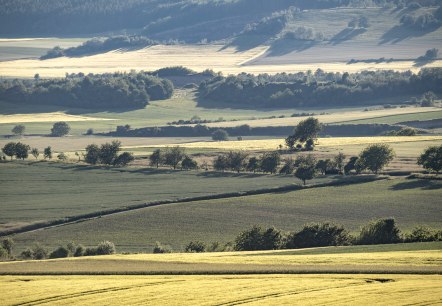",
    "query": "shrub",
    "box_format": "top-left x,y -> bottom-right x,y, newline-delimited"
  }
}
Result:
285,223 -> 350,249
49,246 -> 69,259
259,152 -> 280,174
96,241 -> 116,255
113,152 -> 134,167
0,246 -> 7,259
21,248 -> 34,260
358,218 -> 401,245
181,155 -> 198,170
2,238 -> 14,257
185,241 -> 206,253
234,225 -> 282,251
405,226 -> 441,243
84,247 -> 98,256
32,244 -> 48,260
74,245 -> 85,257
153,241 -> 172,254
